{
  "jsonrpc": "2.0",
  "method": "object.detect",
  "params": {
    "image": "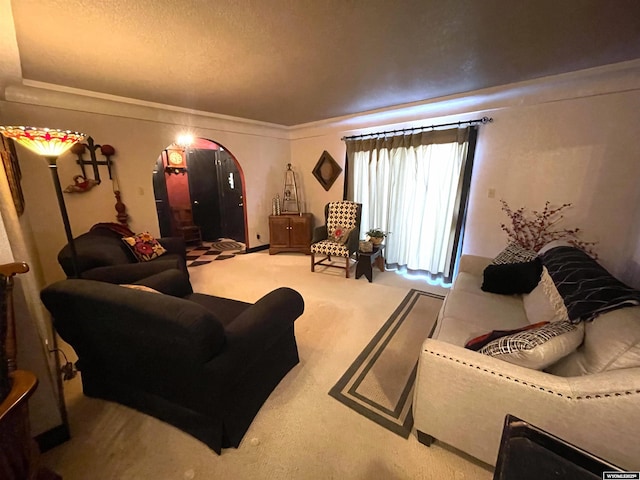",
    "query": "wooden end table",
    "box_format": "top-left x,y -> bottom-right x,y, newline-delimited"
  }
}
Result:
356,245 -> 385,282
